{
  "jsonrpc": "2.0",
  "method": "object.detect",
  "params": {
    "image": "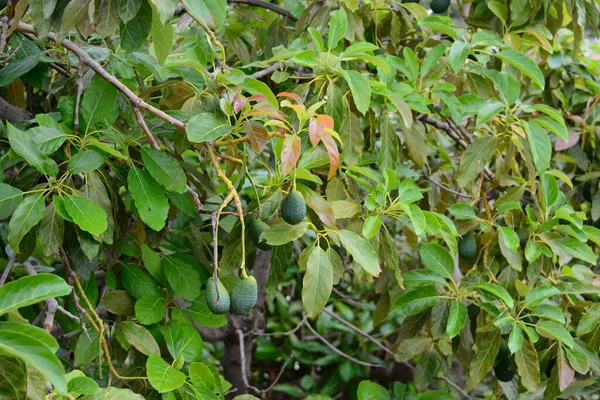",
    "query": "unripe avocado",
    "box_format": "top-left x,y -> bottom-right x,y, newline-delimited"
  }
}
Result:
230,276 -> 258,315
206,278 -> 230,315
458,231 -> 477,259
58,96 -> 76,129
494,358 -> 515,382
431,0 -> 450,13
497,341 -> 510,361
281,190 -> 306,225
248,219 -> 272,251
